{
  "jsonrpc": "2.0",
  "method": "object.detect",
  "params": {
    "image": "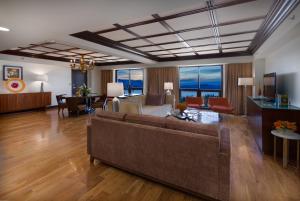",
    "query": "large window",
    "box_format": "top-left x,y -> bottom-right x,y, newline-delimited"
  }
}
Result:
115,69 -> 144,95
179,65 -> 223,102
